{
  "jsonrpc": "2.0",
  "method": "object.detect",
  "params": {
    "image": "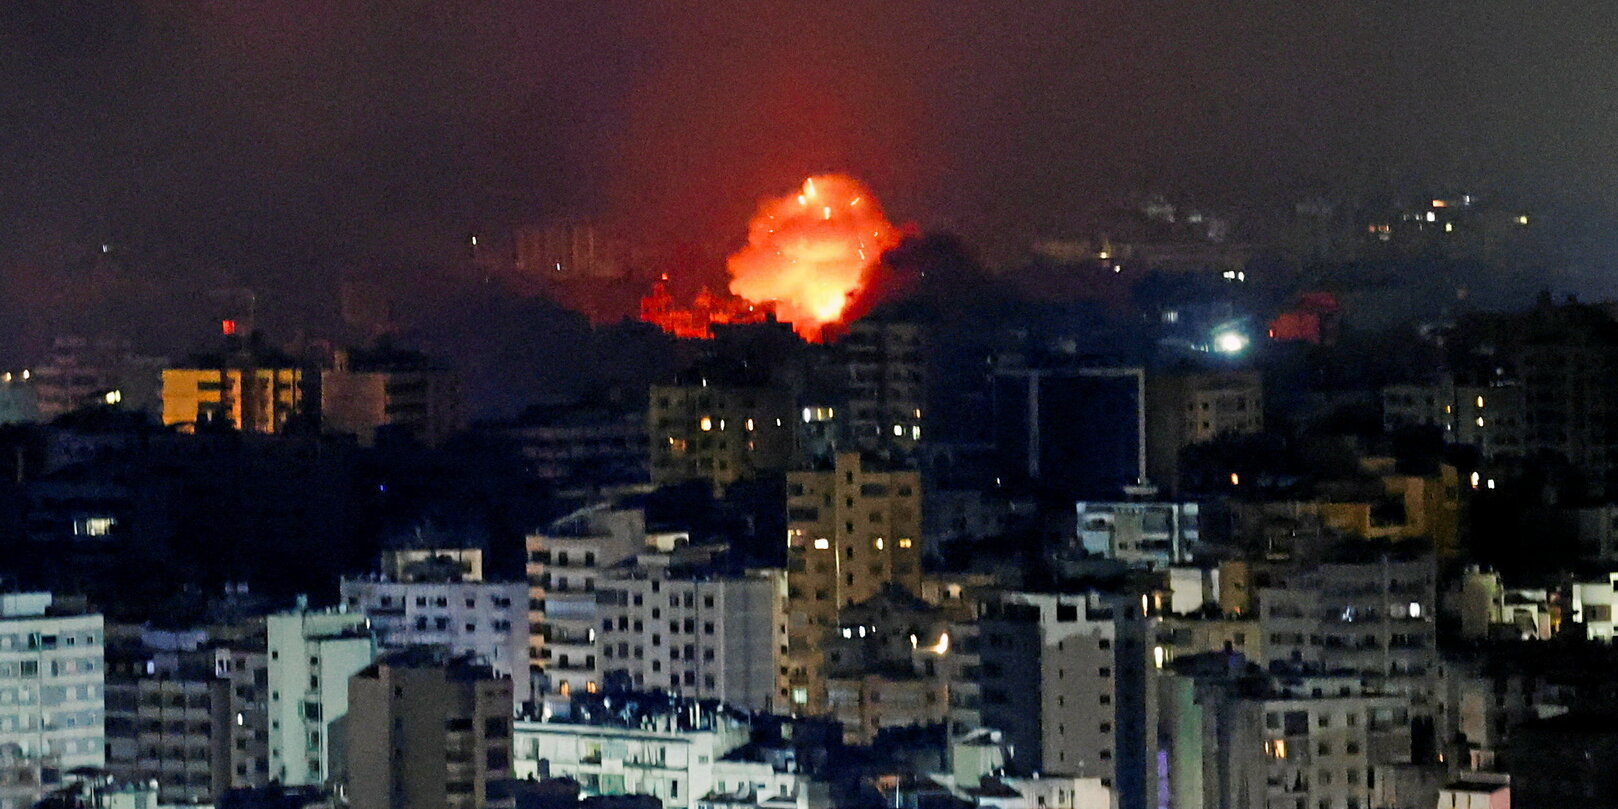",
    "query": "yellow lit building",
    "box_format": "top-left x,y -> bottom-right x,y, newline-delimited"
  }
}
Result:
1314,457 -> 1462,556
161,366 -> 305,433
781,452 -> 922,712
